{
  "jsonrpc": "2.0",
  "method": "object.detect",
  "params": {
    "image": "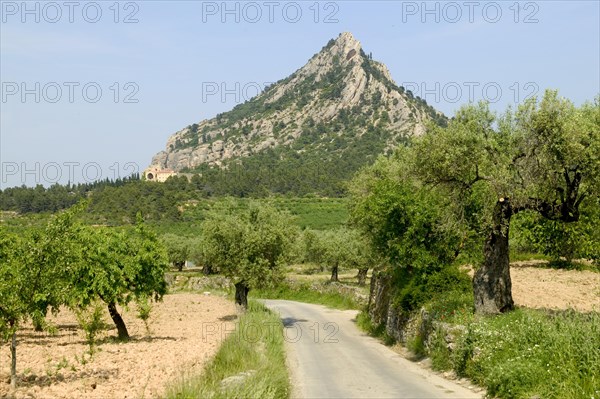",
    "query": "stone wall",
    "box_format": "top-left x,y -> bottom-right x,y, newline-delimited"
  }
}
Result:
367,271 -> 462,352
